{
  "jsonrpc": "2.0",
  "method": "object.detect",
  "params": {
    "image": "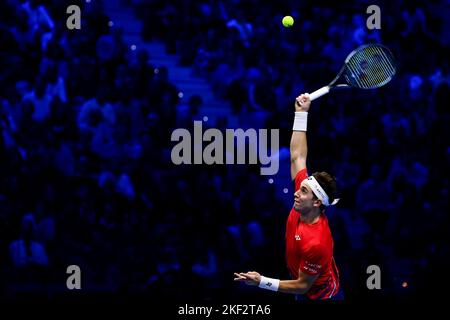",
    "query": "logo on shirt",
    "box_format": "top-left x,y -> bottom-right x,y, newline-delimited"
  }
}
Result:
295,235 -> 301,241
303,261 -> 322,274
